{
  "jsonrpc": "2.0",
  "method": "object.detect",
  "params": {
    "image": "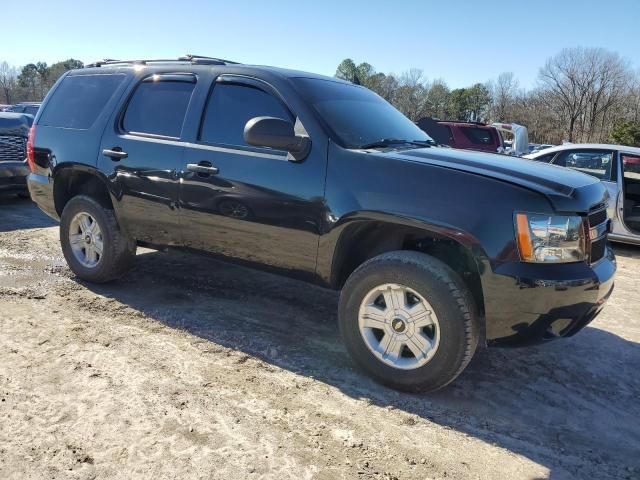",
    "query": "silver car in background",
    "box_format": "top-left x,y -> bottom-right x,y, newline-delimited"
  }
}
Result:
525,143 -> 640,246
